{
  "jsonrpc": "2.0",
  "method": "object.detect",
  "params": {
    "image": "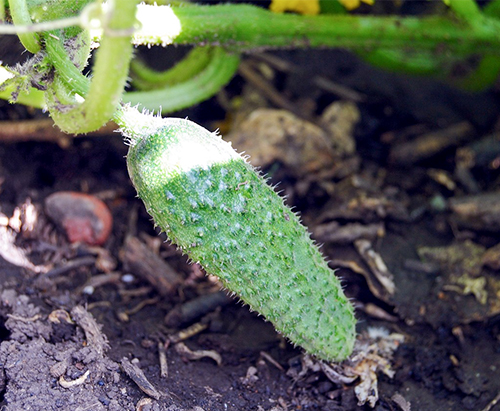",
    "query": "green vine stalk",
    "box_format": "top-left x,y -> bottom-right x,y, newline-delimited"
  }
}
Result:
133,3 -> 500,55
130,47 -> 213,91
125,47 -> 240,114
7,0 -> 40,53
1,0 -> 500,124
44,0 -> 139,133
